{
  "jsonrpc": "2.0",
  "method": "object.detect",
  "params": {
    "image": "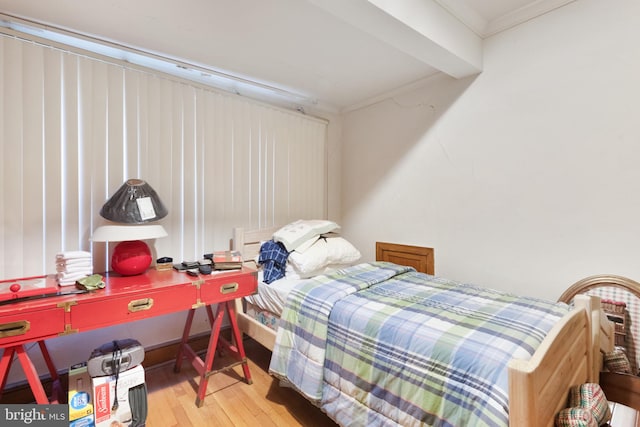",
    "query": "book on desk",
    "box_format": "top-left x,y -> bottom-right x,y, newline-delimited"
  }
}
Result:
206,250 -> 243,270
